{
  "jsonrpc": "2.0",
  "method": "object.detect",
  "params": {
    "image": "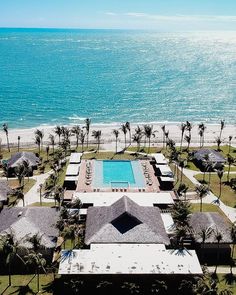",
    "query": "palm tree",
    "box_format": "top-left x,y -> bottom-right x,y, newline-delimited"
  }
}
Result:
49,134 -> 55,157
54,126 -> 62,144
171,200 -> 191,227
71,125 -> 81,149
132,133 -> 142,152
0,231 -> 25,286
184,134 -> 191,152
84,118 -> 91,148
179,123 -> 186,152
164,130 -> 169,148
178,158 -> 185,185
198,226 -> 213,262
151,280 -> 168,294
230,223 -> 236,274
121,282 -> 140,294
227,154 -> 234,183
202,154 -> 209,183
34,129 -> 44,152
186,121 -> 193,137
35,134 -> 41,155
24,251 -> 46,293
26,233 -> 44,253
177,183 -> 188,201
207,159 -> 214,189
17,136 -> 21,152
214,229 -> 223,273
143,124 -> 155,153
112,129 -> 119,153
79,130 -> 86,152
3,123 -> 10,152
217,168 -> 224,200
92,130 -> 102,152
161,125 -> 166,149
14,163 -> 26,187
23,159 -> 31,181
219,119 -> 225,140
215,136 -> 222,151
125,122 -> 131,146
120,124 -> 127,149
198,123 -> 206,148
12,188 -> 25,206
228,135 -> 233,154
195,184 -> 208,212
